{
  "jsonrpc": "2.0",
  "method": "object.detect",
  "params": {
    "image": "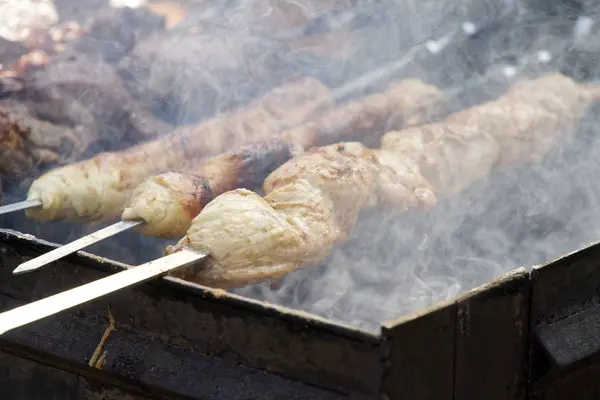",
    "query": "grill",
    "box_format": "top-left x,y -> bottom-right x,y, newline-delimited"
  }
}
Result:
0,228 -> 528,399
1,0 -> 600,399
